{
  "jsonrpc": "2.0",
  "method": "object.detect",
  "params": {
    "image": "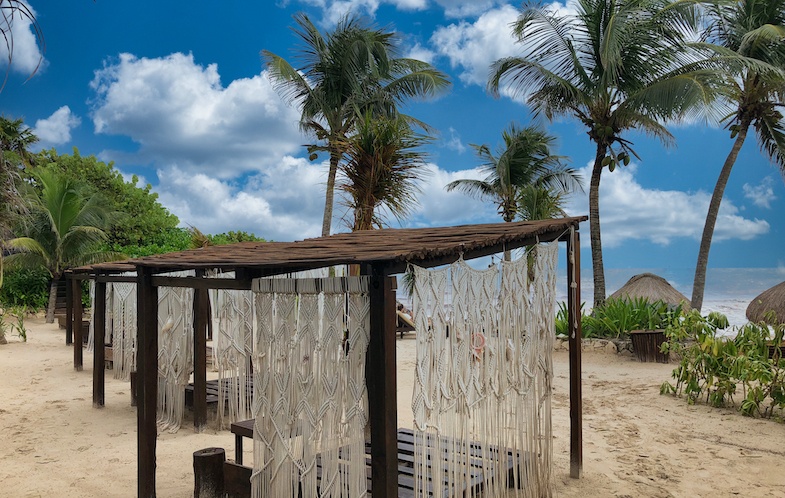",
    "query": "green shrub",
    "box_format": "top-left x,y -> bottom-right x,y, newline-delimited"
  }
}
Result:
555,298 -> 683,339
661,312 -> 784,419
0,267 -> 50,310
